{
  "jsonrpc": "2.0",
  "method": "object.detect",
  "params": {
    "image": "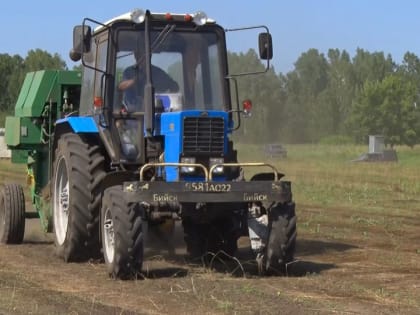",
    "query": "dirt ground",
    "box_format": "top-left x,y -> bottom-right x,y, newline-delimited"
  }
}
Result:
1,200 -> 419,315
